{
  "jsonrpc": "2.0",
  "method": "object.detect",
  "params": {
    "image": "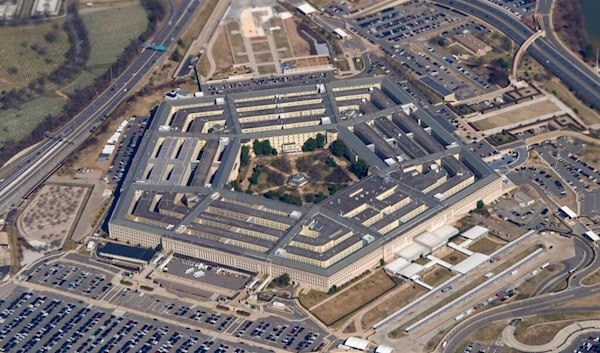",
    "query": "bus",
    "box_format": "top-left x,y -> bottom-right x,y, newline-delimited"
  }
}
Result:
541,262 -> 550,269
